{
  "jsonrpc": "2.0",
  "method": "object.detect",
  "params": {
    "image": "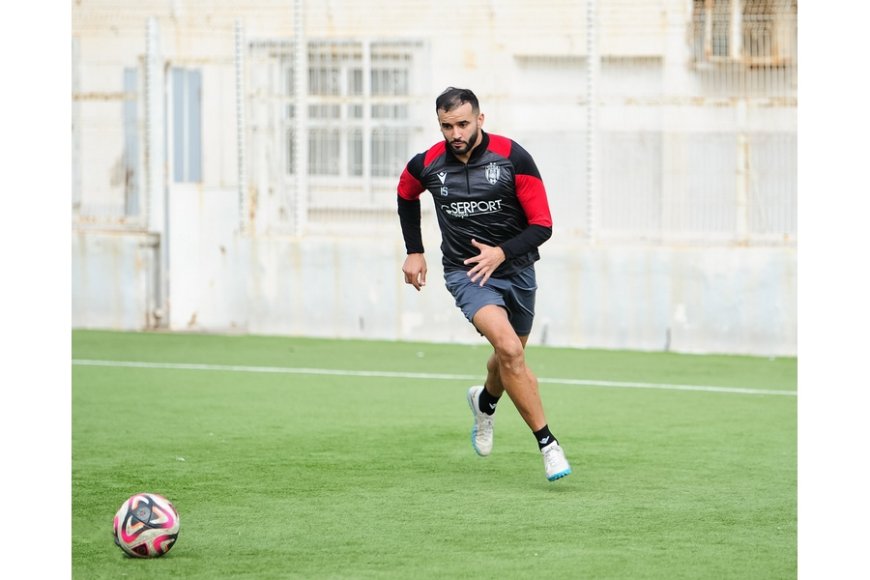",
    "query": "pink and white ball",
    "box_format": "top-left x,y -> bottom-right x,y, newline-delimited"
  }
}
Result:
113,492 -> 180,558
